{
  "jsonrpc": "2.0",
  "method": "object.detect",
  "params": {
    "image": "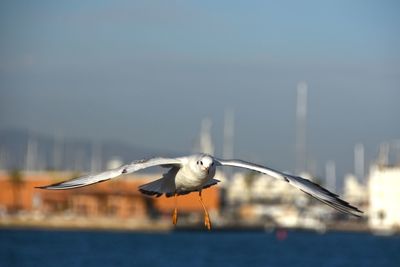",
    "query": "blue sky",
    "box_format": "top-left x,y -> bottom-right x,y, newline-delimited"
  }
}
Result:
1,0 -> 399,180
